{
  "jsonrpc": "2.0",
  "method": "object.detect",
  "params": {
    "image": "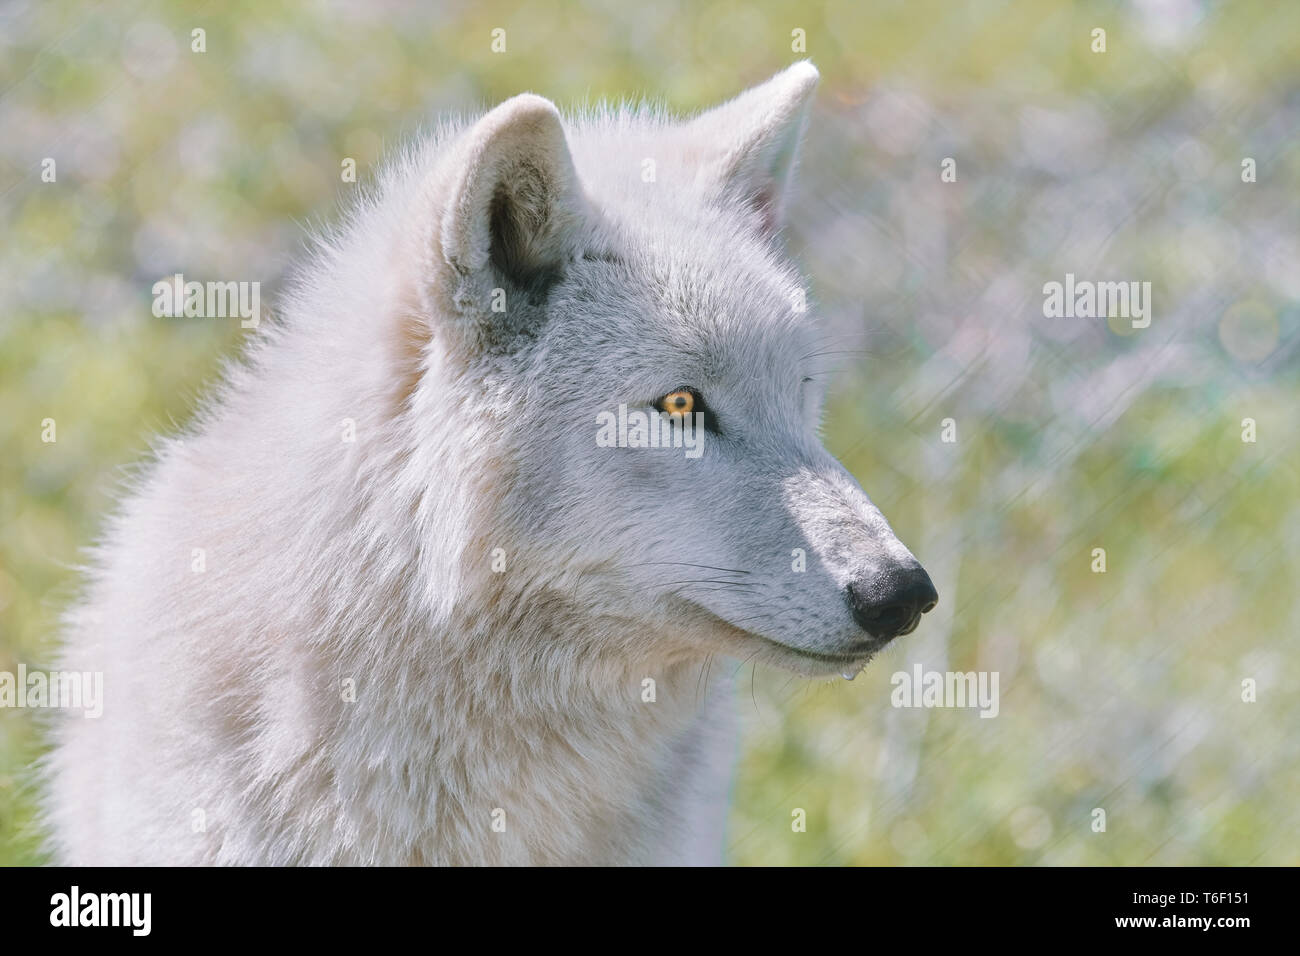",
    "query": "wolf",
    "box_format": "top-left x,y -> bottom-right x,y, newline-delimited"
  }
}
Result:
45,62 -> 937,866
